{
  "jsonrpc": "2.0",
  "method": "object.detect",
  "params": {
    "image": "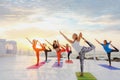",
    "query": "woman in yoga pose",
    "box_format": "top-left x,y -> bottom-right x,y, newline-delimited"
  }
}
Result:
26,37 -> 45,66
45,40 -> 66,66
95,39 -> 119,66
64,44 -> 72,61
60,31 -> 95,76
42,43 -> 52,62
